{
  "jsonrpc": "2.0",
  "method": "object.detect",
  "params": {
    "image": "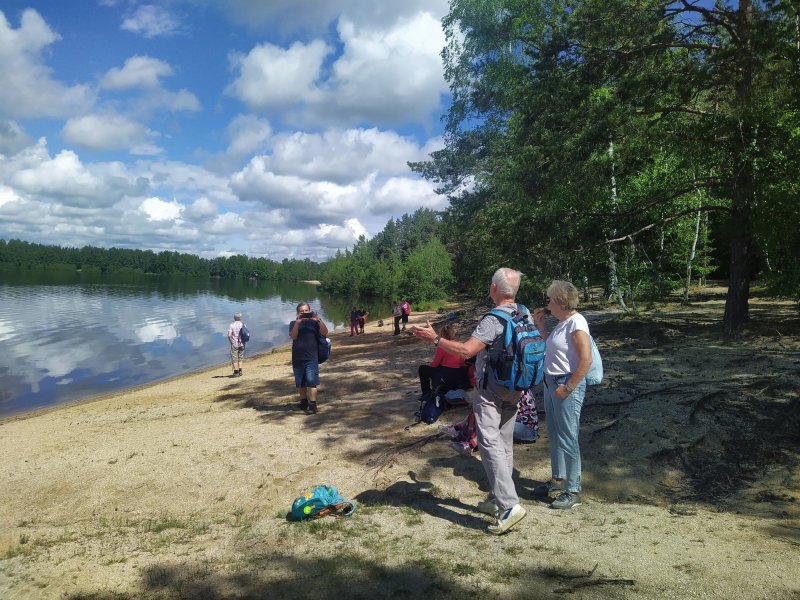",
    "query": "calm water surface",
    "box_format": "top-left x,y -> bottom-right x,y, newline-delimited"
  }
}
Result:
0,271 -> 390,418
